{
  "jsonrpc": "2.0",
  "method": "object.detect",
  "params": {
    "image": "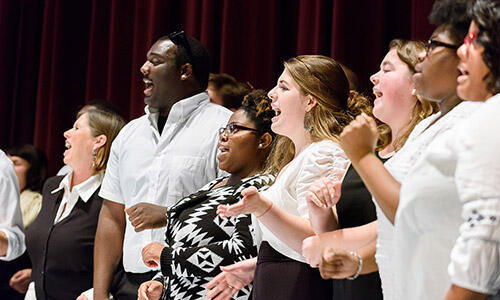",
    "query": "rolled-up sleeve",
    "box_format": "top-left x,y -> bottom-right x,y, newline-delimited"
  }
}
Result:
99,131 -> 124,204
0,155 -> 26,261
448,96 -> 500,295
